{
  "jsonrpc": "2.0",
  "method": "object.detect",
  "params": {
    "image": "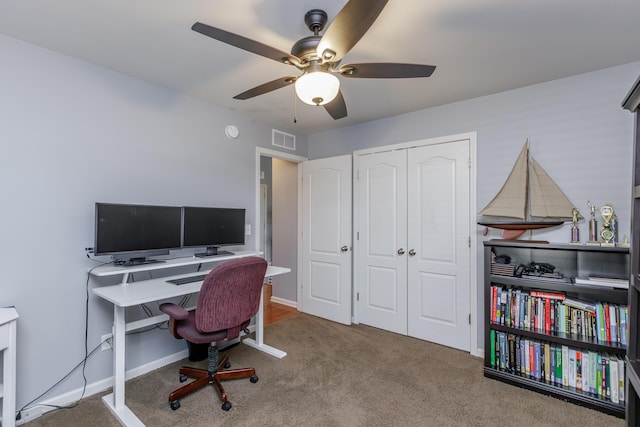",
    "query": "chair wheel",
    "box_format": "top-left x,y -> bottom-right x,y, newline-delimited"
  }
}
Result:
221,401 -> 232,411
179,374 -> 188,382
224,361 -> 231,369
250,375 -> 259,383
170,400 -> 181,410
